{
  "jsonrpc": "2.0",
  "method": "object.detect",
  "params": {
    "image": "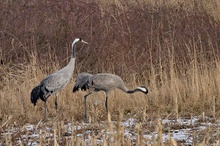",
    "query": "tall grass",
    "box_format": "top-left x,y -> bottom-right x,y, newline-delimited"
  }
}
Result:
0,0 -> 220,132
